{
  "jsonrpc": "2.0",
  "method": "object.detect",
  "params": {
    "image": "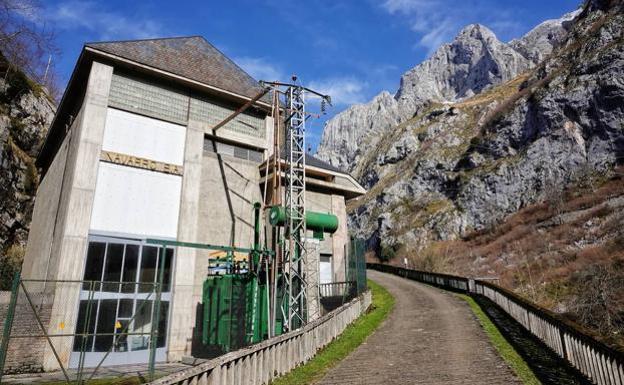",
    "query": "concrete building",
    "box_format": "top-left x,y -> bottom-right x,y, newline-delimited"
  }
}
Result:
21,36 -> 365,370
